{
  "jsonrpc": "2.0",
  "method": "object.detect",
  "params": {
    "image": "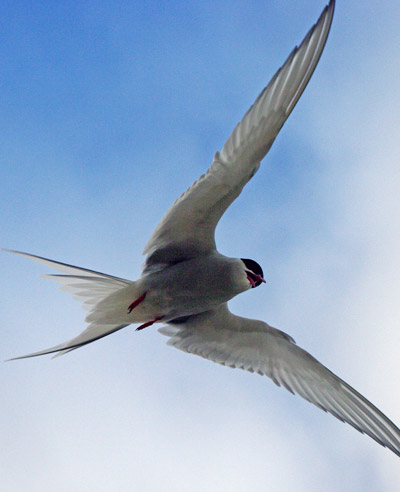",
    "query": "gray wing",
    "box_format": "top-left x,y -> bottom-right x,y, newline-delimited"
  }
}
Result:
143,1 -> 335,272
159,303 -> 400,458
